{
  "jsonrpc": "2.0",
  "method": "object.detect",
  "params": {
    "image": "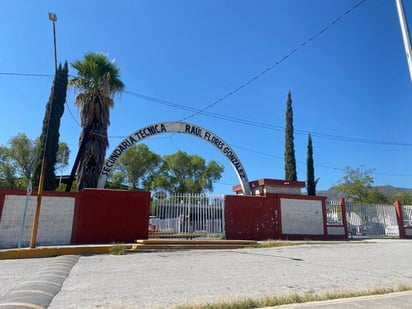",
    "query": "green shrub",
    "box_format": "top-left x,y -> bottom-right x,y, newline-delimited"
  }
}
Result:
111,243 -> 127,255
